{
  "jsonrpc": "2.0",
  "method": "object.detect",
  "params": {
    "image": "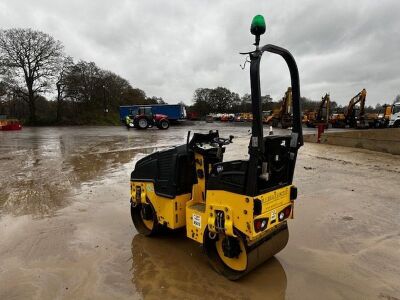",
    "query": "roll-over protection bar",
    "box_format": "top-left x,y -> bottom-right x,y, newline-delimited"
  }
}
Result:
246,44 -> 303,195
261,44 -> 303,147
249,44 -> 303,155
